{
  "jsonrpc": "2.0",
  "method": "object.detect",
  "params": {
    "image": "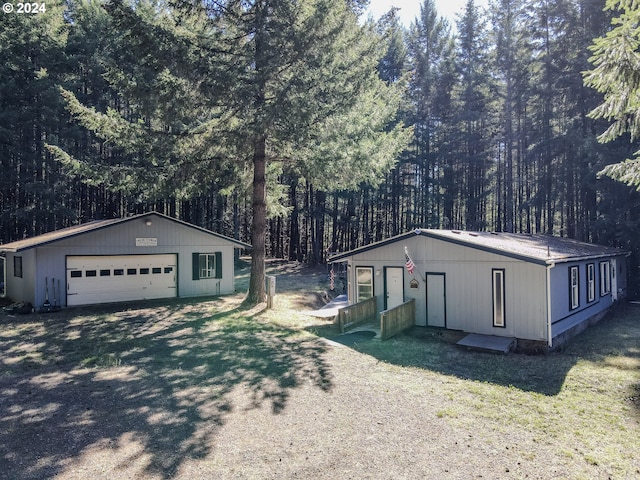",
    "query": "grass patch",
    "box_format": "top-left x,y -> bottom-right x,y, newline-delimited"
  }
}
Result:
349,304 -> 640,477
